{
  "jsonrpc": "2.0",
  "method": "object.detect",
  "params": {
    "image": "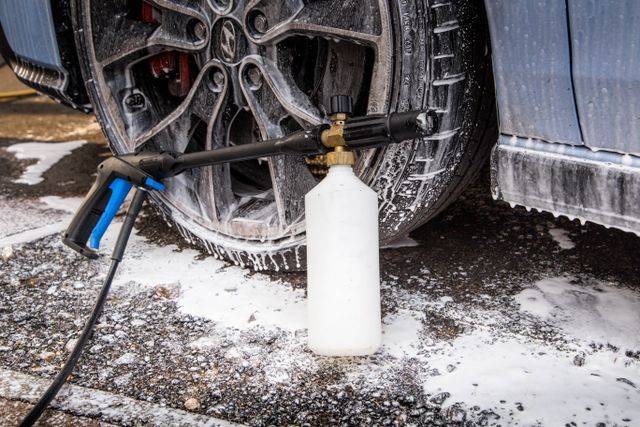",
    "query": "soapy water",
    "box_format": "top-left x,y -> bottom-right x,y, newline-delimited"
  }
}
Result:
6,140 -> 87,185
